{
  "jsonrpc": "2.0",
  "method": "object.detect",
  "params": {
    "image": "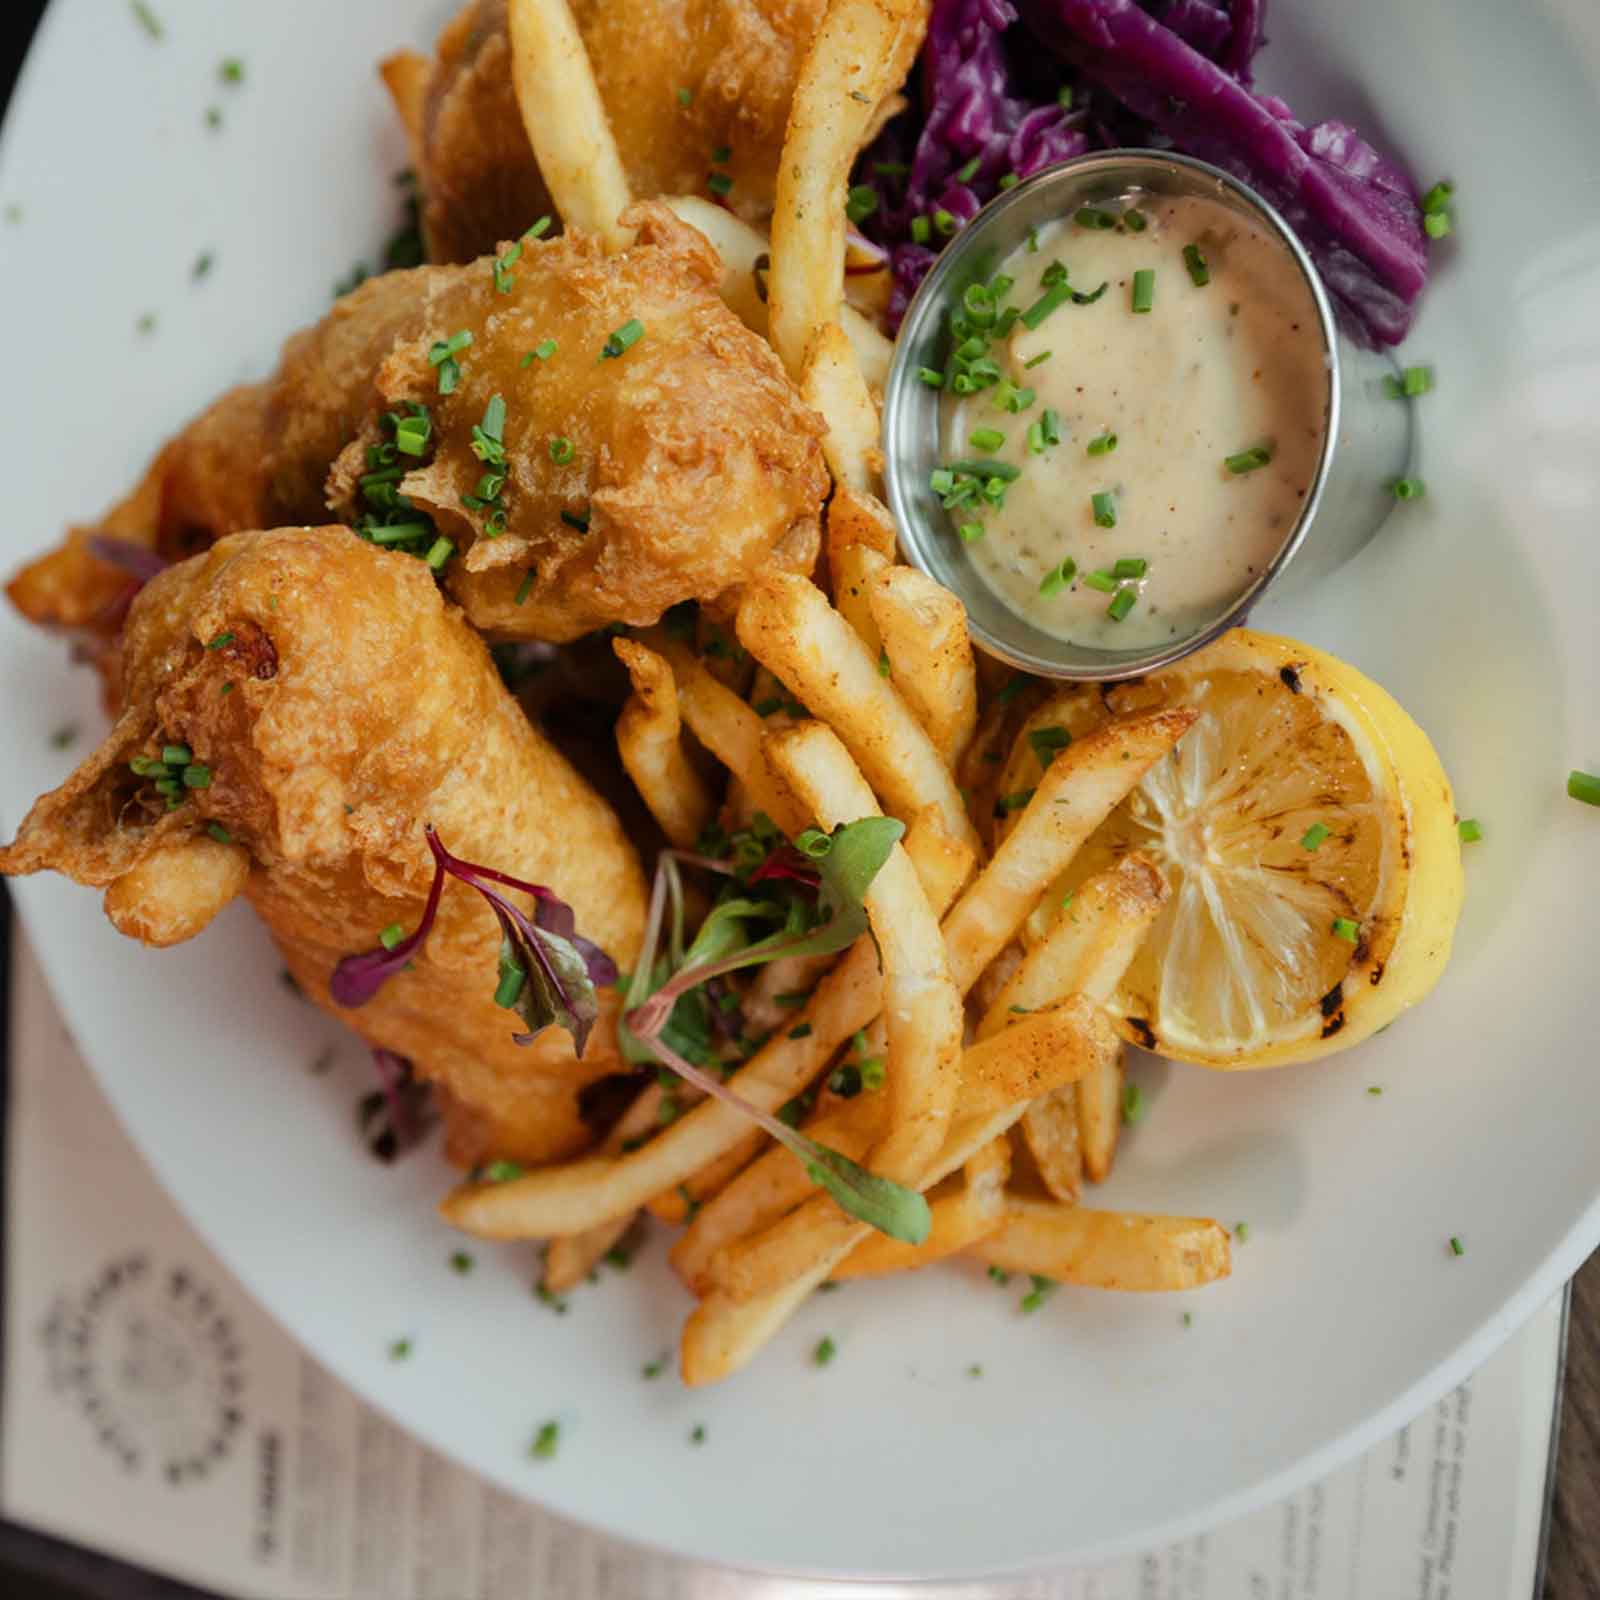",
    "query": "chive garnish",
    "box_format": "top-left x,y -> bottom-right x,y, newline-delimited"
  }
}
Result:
530,1421 -> 560,1459
1086,432 -> 1116,455
846,185 -> 879,223
206,631 -> 235,650
918,366 -> 945,388
910,215 -> 931,245
548,435 -> 575,464
996,790 -> 1035,815
1040,409 -> 1062,446
130,1 -> 163,39
1106,587 -> 1137,622
560,507 -> 592,533
1023,349 -> 1052,369
954,156 -> 981,184
1091,491 -> 1116,528
1028,726 -> 1072,765
958,521 -> 984,544
1300,822 -> 1331,851
1182,243 -> 1209,286
600,319 -> 644,360
707,173 -> 734,198
1074,206 -> 1116,229
1390,477 -> 1426,500
969,426 -> 1005,452
1131,268 -> 1156,313
1449,1236 -> 1465,1256
1457,818 -> 1483,842
1225,445 -> 1273,474
1568,770 -> 1600,807
1081,569 -> 1116,593
206,822 -> 233,845
1331,917 -> 1361,943
1111,557 -> 1147,579
676,87 -> 693,106
813,1335 -> 838,1366
1038,557 -> 1076,597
